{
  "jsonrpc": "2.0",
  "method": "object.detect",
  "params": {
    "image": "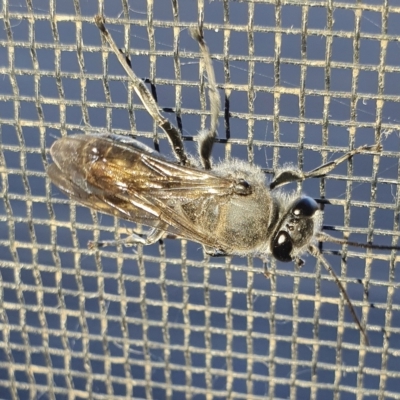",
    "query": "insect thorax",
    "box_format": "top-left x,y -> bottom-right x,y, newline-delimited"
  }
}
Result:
180,159 -> 281,255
